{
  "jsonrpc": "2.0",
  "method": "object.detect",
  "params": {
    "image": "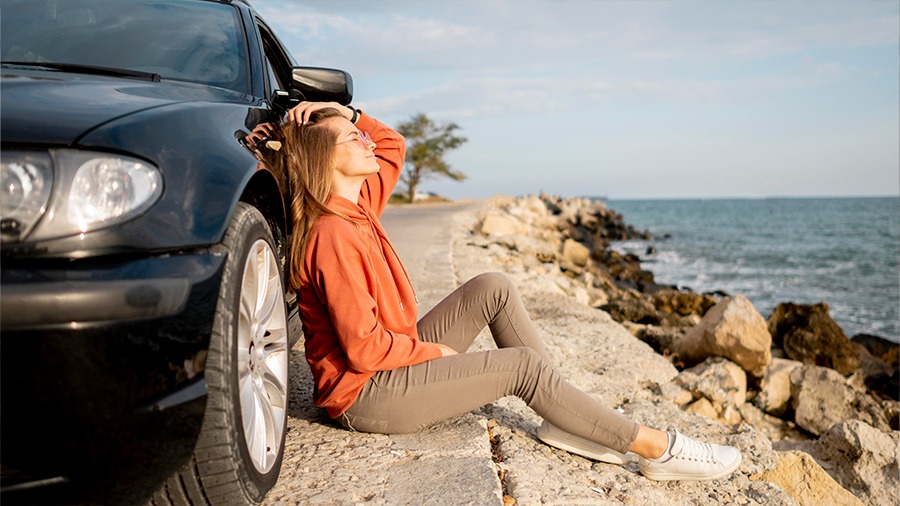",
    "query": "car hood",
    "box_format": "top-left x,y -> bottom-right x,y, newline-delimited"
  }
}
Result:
0,68 -> 250,145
